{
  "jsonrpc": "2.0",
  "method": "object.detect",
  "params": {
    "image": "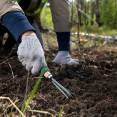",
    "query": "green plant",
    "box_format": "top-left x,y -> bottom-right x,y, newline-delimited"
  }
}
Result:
58,105 -> 64,117
29,110 -> 54,117
97,37 -> 103,44
23,71 -> 43,114
8,88 -> 20,117
20,68 -> 45,116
